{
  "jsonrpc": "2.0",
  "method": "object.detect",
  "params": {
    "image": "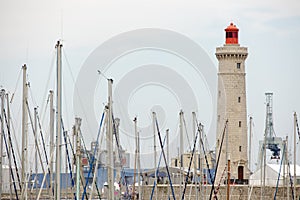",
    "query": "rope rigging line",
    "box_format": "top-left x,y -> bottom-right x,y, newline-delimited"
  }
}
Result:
274,142 -> 286,200
182,115 -> 192,151
36,112 -> 51,179
0,114 -> 19,199
39,50 -> 56,122
112,113 -> 130,196
209,120 -> 228,200
9,68 -> 22,104
155,117 -> 176,200
213,166 -> 227,198
60,118 -> 91,200
150,134 -> 167,200
36,150 -> 55,200
62,77 -> 71,129
62,48 -> 93,136
81,111 -> 105,200
114,92 -> 133,153
88,113 -> 106,200
62,130 -> 77,200
2,109 -> 22,190
196,123 -> 214,193
287,161 -> 295,200
40,93 -> 50,125
181,125 -> 199,200
296,115 -> 300,143
62,120 -> 100,199
28,85 -> 38,107
8,109 -> 22,162
25,100 -> 50,190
